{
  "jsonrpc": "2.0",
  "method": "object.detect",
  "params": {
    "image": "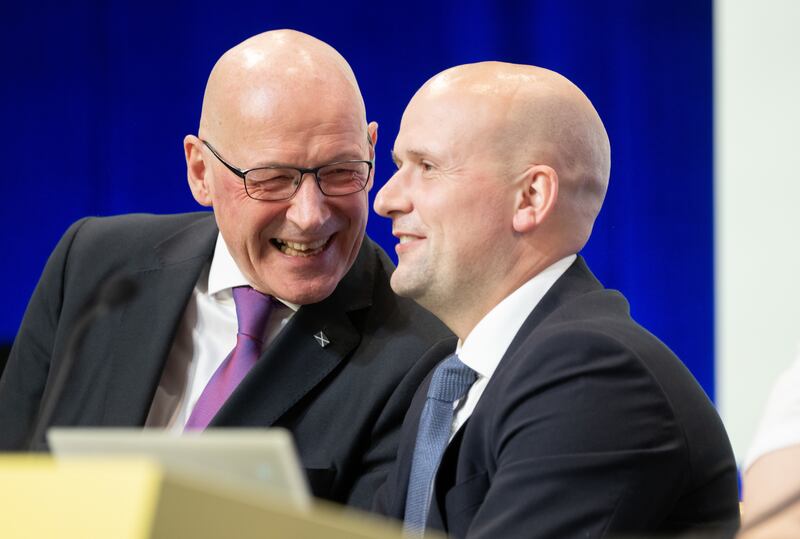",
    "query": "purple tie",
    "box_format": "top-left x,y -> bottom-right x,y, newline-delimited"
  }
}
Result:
185,286 -> 274,430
